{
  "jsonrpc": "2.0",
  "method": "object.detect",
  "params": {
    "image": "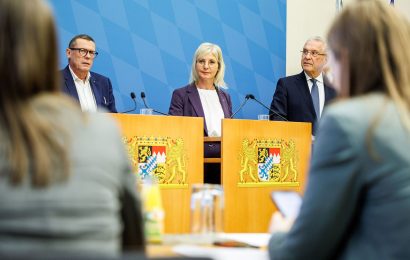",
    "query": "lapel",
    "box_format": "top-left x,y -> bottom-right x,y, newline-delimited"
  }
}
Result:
187,83 -> 214,136
297,71 -> 317,118
63,66 -> 80,100
216,87 -> 230,118
89,74 -> 103,106
187,83 -> 205,118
